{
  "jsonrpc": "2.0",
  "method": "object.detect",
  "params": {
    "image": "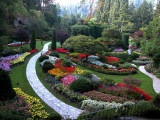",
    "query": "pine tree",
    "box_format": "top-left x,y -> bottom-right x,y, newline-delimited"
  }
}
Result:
30,30 -> 36,50
51,29 -> 56,50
